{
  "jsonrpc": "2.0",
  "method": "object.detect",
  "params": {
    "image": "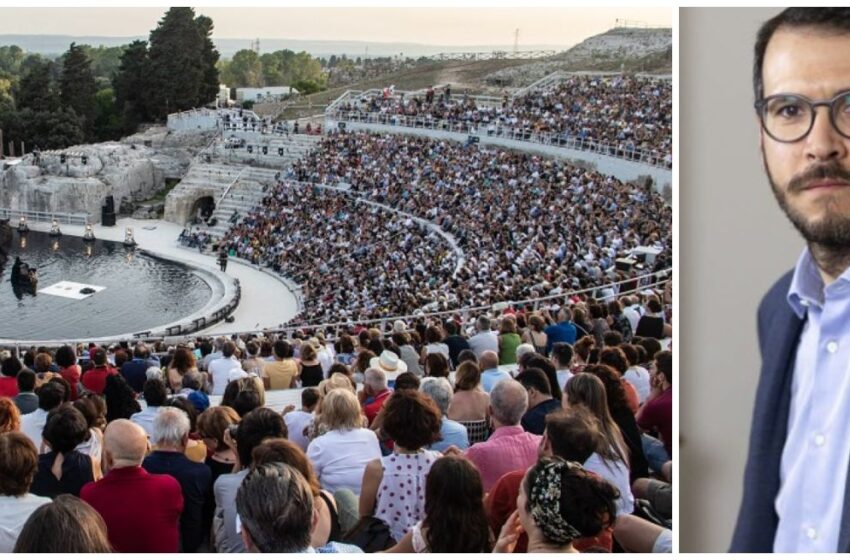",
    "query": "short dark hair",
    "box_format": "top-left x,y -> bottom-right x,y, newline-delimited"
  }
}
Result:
380,390 -> 442,450
37,382 -> 66,412
753,9 -> 850,101
545,409 -> 603,464
524,355 -> 562,401
2,356 -> 23,378
516,367 -> 552,396
457,349 -> 477,365
637,338 -> 662,362
0,432 -> 38,496
17,368 -> 36,392
233,389 -> 262,418
142,378 -> 168,407
300,388 -> 320,410
393,372 -> 421,391
236,408 -> 287,468
551,343 -> 574,368
91,348 -> 108,367
43,404 -> 89,454
54,346 -> 77,369
222,342 -> 237,358
602,331 -> 623,347
273,340 -> 292,359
